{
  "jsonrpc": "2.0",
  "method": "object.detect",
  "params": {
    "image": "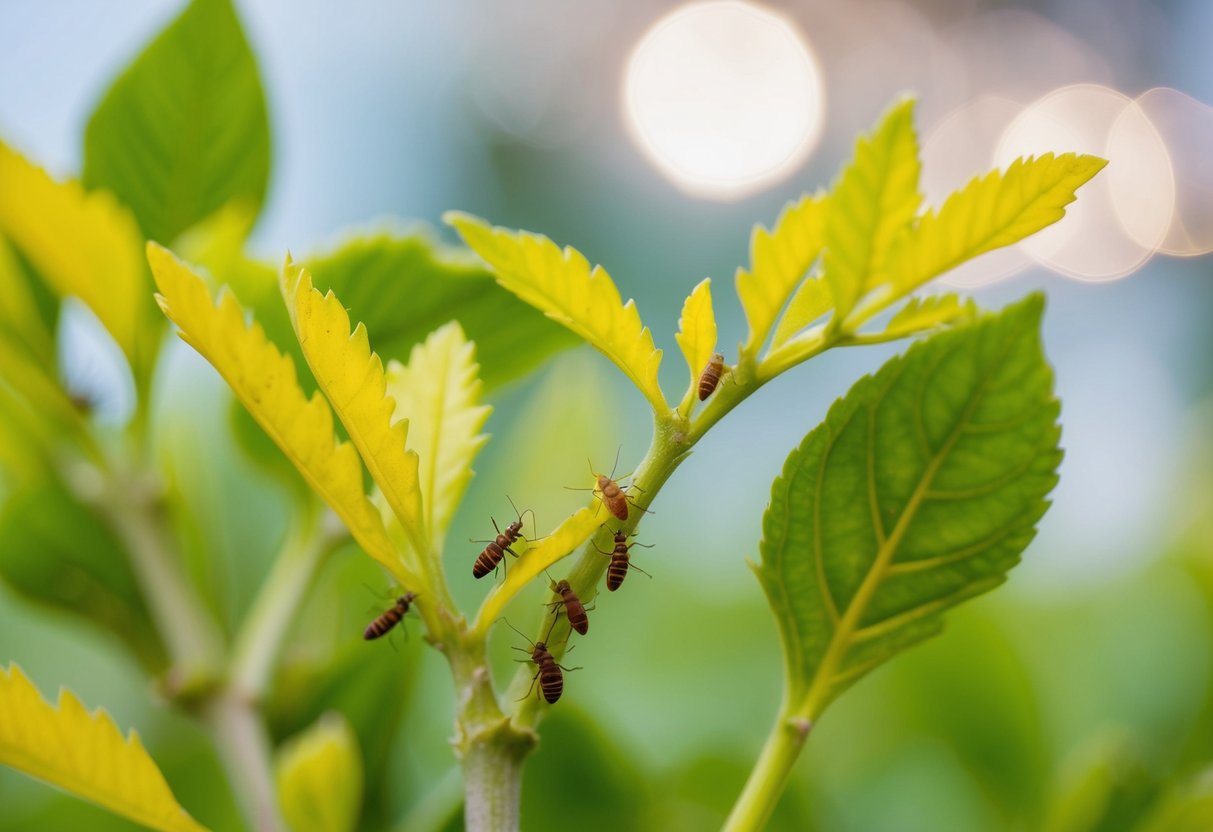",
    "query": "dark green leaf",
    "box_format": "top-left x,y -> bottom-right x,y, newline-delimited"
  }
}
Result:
83,0 -> 270,243
0,477 -> 168,672
756,295 -> 1060,717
